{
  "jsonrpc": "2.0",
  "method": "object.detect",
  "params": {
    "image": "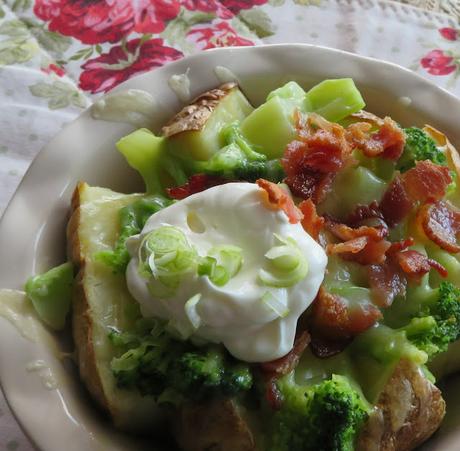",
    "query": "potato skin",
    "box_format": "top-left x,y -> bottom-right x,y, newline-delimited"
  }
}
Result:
357,359 -> 445,451
161,82 -> 238,137
67,182 -> 110,413
174,398 -> 257,451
